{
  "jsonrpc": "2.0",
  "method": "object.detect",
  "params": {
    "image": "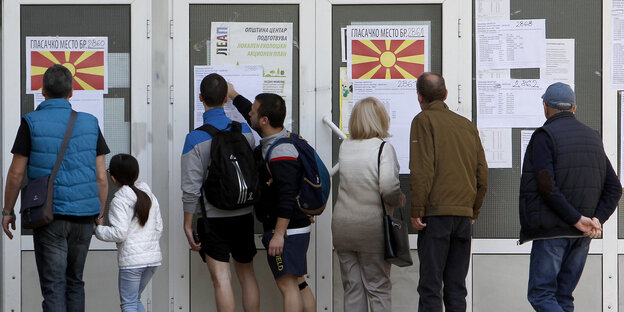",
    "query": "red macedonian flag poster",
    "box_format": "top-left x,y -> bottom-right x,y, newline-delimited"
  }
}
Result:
30,51 -> 105,91
26,37 -> 108,93
351,39 -> 425,80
